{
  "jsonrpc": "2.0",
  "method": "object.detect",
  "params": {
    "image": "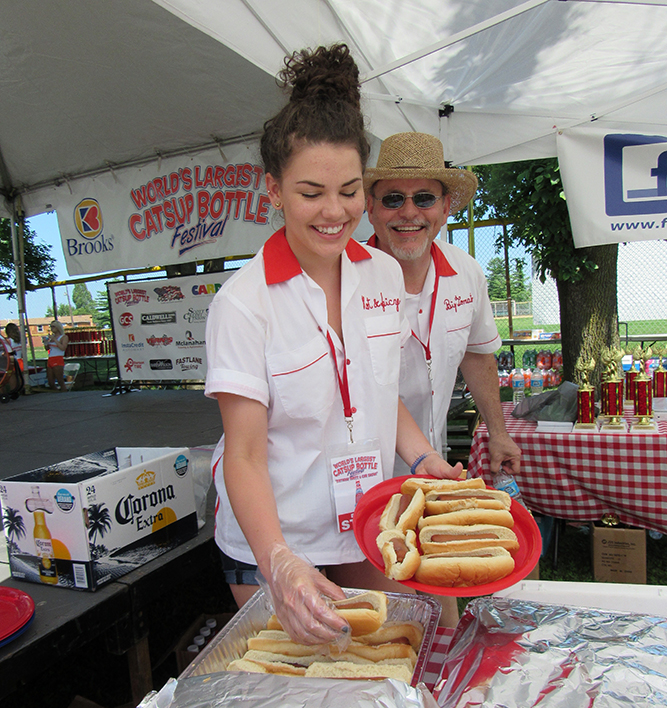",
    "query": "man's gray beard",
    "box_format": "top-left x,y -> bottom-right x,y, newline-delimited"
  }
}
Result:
387,234 -> 431,261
